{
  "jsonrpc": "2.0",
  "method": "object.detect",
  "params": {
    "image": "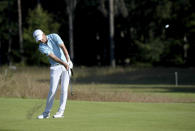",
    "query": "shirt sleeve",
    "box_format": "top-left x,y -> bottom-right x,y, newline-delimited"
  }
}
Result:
39,45 -> 52,56
53,34 -> 64,45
